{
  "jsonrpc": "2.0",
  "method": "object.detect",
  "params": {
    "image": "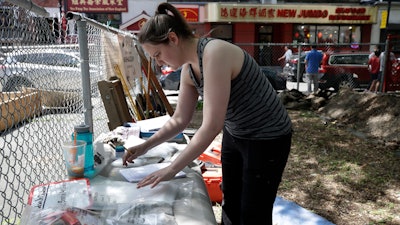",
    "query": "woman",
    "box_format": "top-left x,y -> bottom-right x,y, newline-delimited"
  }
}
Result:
123,3 -> 292,224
